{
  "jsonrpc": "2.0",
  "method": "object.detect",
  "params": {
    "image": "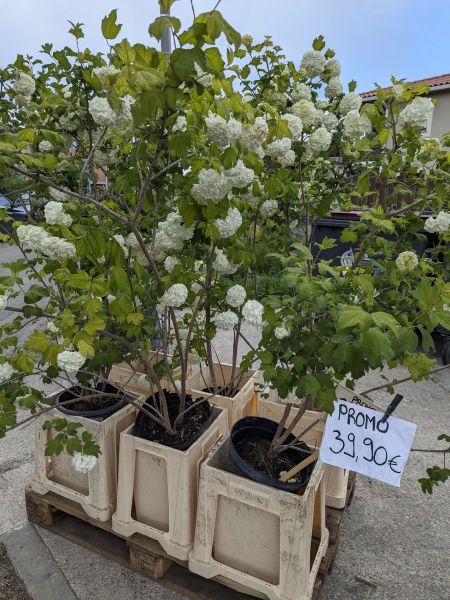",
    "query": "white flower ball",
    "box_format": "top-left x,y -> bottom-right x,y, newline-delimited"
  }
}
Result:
241,117 -> 269,150
93,65 -> 120,85
282,113 -> 304,141
291,82 -> 312,102
192,168 -> 231,205
308,127 -> 332,155
164,256 -> 180,273
225,160 -> 254,189
342,110 -> 372,139
0,295 -> 8,312
57,350 -> 85,374
226,284 -> 246,308
424,211 -> 450,234
398,97 -> 434,131
71,452 -> 98,473
160,283 -> 188,308
0,363 -> 15,384
339,92 -> 362,116
212,249 -> 238,275
215,207 -> 242,239
291,100 -> 317,128
300,50 -> 326,78
242,300 -> 264,327
44,201 -> 73,227
260,199 -> 278,219
38,141 -> 53,152
325,77 -> 343,99
265,137 -> 292,160
396,251 -> 418,273
14,71 -> 35,97
213,310 -> 239,330
274,326 -> 290,339
88,97 -> 116,127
